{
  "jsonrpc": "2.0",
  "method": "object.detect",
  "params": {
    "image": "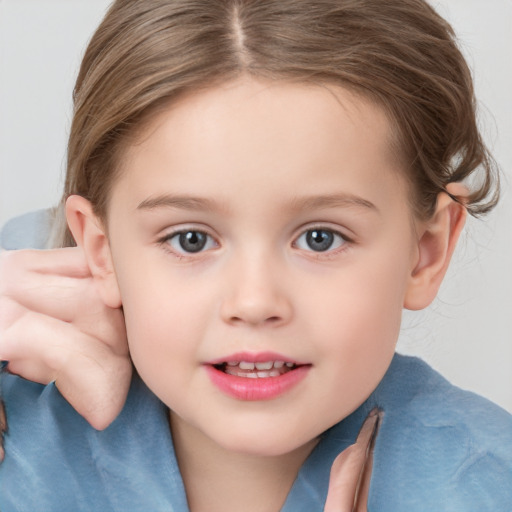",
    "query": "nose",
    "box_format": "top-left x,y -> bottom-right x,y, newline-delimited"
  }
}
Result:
220,251 -> 293,328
